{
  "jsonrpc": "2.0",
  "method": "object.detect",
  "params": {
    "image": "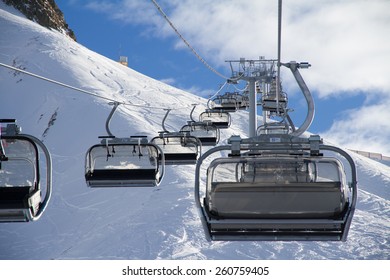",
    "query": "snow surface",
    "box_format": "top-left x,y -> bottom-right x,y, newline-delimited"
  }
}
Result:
0,3 -> 389,260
